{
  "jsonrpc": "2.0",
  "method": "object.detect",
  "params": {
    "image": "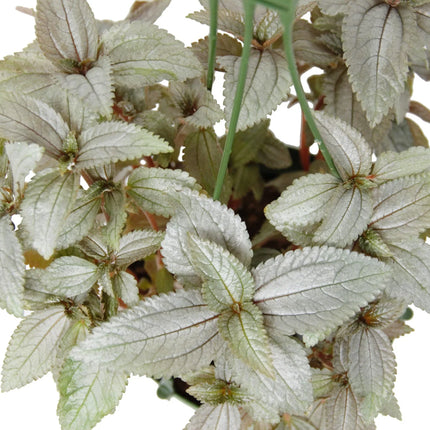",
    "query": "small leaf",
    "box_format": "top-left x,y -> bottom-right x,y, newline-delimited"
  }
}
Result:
359,229 -> 393,259
127,166 -> 201,217
257,130 -> 292,170
103,187 -> 127,250
112,271 -> 139,307
35,0 -> 98,66
185,404 -> 241,430
1,305 -> 70,391
57,359 -> 128,430
76,121 -> 172,169
318,0 -> 349,16
126,0 -> 171,24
